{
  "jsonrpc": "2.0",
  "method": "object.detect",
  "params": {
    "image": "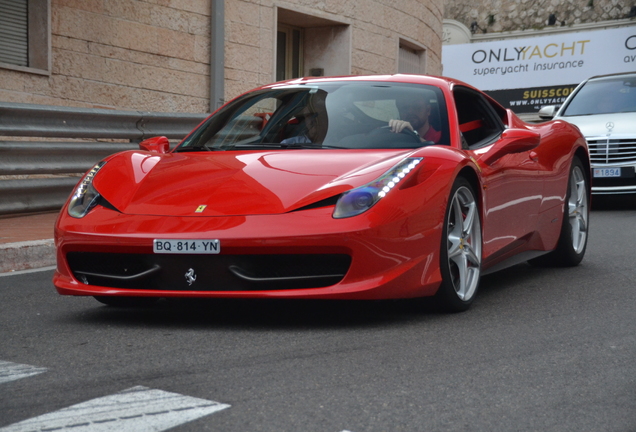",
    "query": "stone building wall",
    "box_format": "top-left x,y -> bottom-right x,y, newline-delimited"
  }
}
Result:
199,0 -> 445,102
444,0 -> 635,33
0,0 -> 443,113
0,0 -> 212,112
